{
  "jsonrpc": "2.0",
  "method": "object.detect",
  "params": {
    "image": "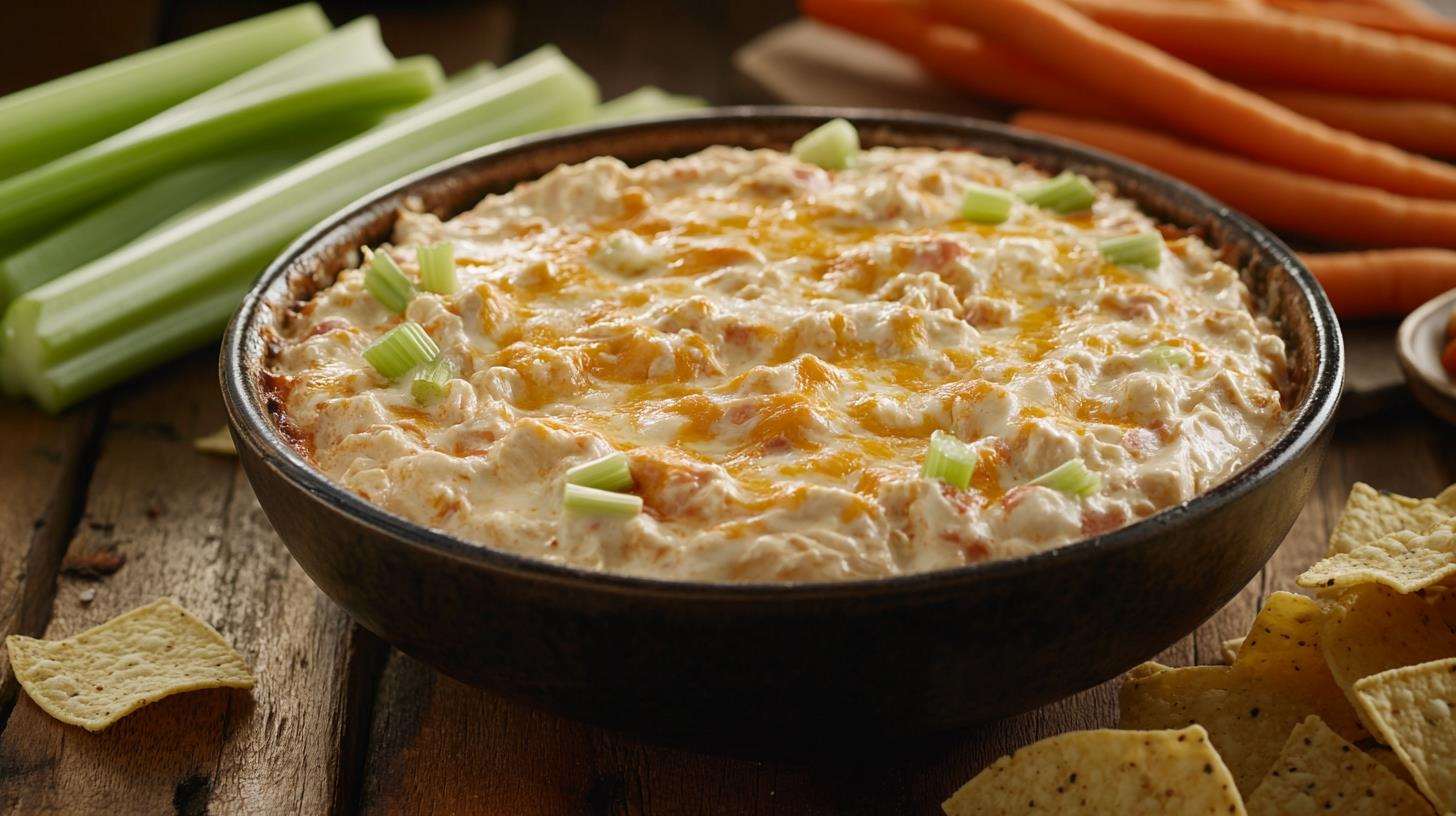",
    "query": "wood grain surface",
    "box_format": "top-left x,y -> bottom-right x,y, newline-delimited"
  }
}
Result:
0,2 -> 1452,814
